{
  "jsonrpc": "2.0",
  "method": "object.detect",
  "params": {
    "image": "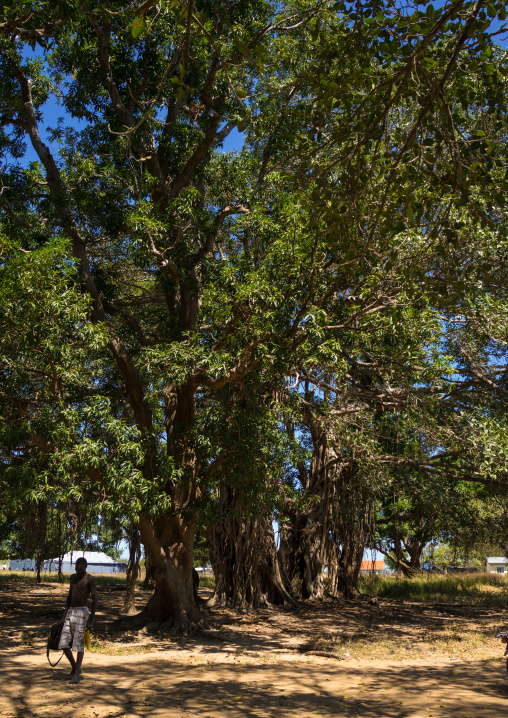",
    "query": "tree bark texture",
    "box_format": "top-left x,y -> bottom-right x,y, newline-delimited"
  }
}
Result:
279,426 -> 329,601
111,513 -> 199,632
113,383 -> 201,632
121,524 -> 141,614
207,483 -> 294,607
142,554 -> 155,589
280,409 -> 373,601
326,468 -> 372,599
